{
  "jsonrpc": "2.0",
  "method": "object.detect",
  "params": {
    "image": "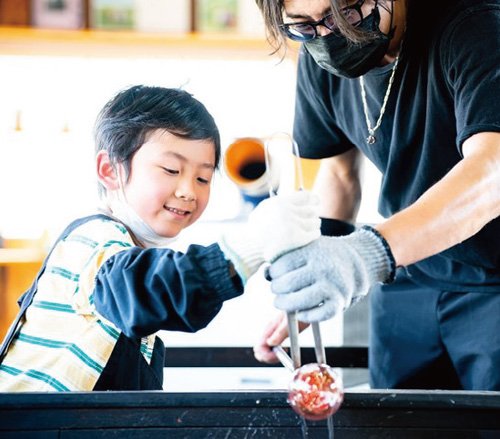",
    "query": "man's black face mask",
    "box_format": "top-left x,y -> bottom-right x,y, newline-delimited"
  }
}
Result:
304,7 -> 394,79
